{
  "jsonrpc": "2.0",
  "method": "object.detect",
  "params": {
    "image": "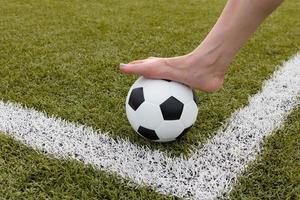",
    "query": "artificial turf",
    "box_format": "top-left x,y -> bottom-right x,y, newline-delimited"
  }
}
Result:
0,0 -> 299,156
229,106 -> 300,200
0,0 -> 300,199
0,134 -> 178,200
1,106 -> 299,199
